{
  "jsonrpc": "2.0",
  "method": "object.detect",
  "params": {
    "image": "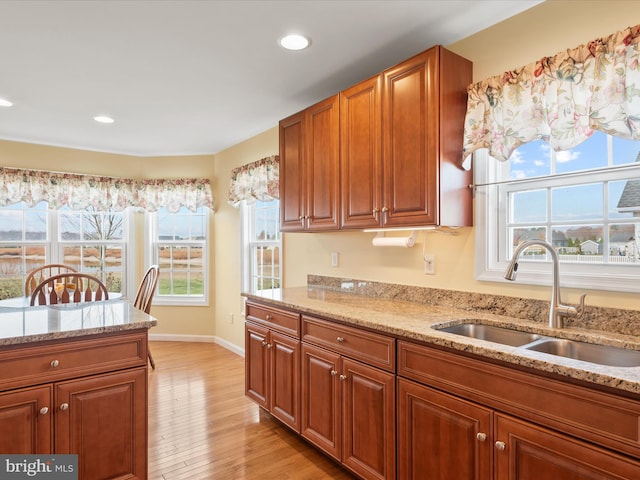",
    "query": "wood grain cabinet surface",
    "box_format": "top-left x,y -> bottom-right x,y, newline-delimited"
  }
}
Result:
0,330 -> 149,480
281,44 -> 472,232
245,302 -> 301,432
397,340 -> 640,480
